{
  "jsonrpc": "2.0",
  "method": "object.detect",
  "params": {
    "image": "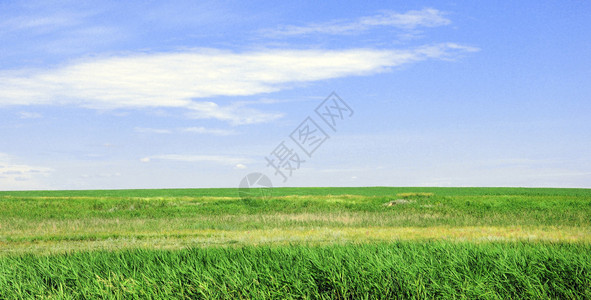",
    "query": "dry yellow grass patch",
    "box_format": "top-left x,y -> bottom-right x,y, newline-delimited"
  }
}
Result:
396,192 -> 434,198
2,226 -> 589,255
